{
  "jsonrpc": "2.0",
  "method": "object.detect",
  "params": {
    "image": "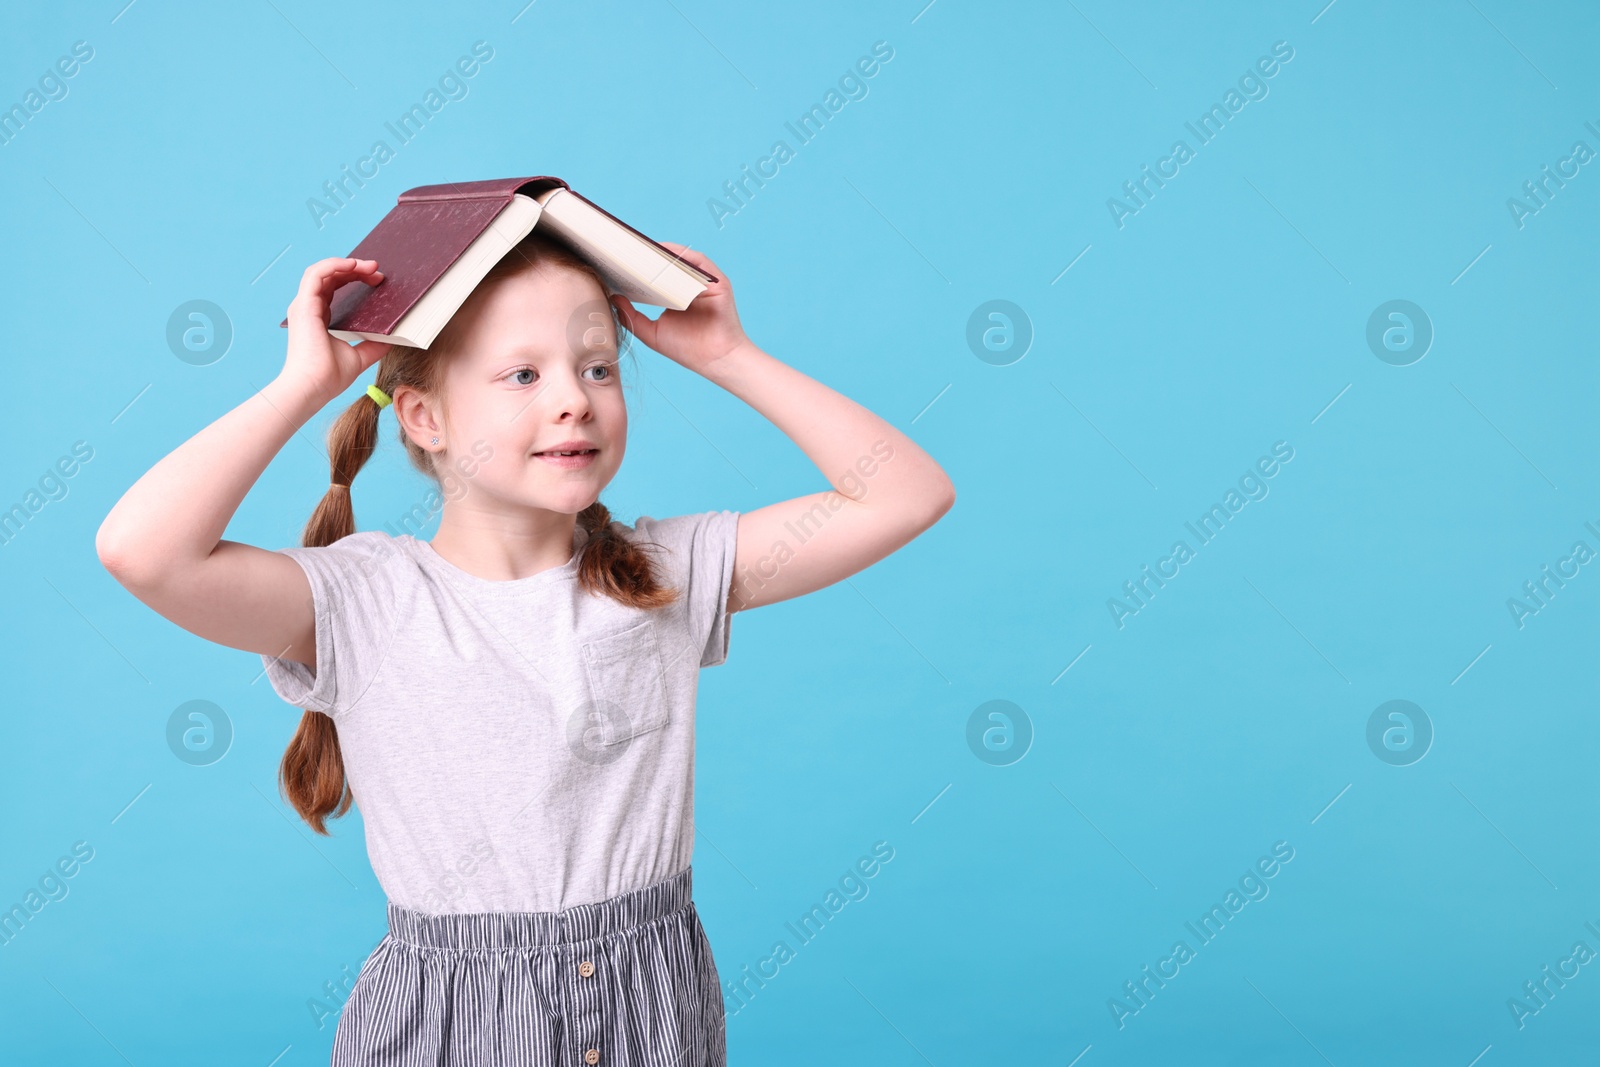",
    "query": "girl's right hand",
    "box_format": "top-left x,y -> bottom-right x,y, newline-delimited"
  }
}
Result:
280,257 -> 392,404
